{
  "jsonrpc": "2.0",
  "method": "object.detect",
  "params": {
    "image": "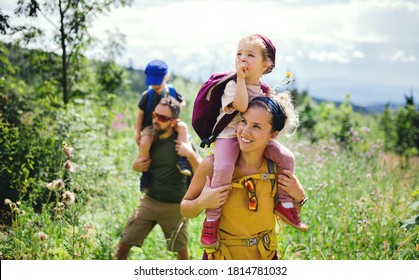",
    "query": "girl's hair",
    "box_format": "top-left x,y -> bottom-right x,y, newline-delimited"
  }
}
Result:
238,35 -> 275,74
248,92 -> 299,137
